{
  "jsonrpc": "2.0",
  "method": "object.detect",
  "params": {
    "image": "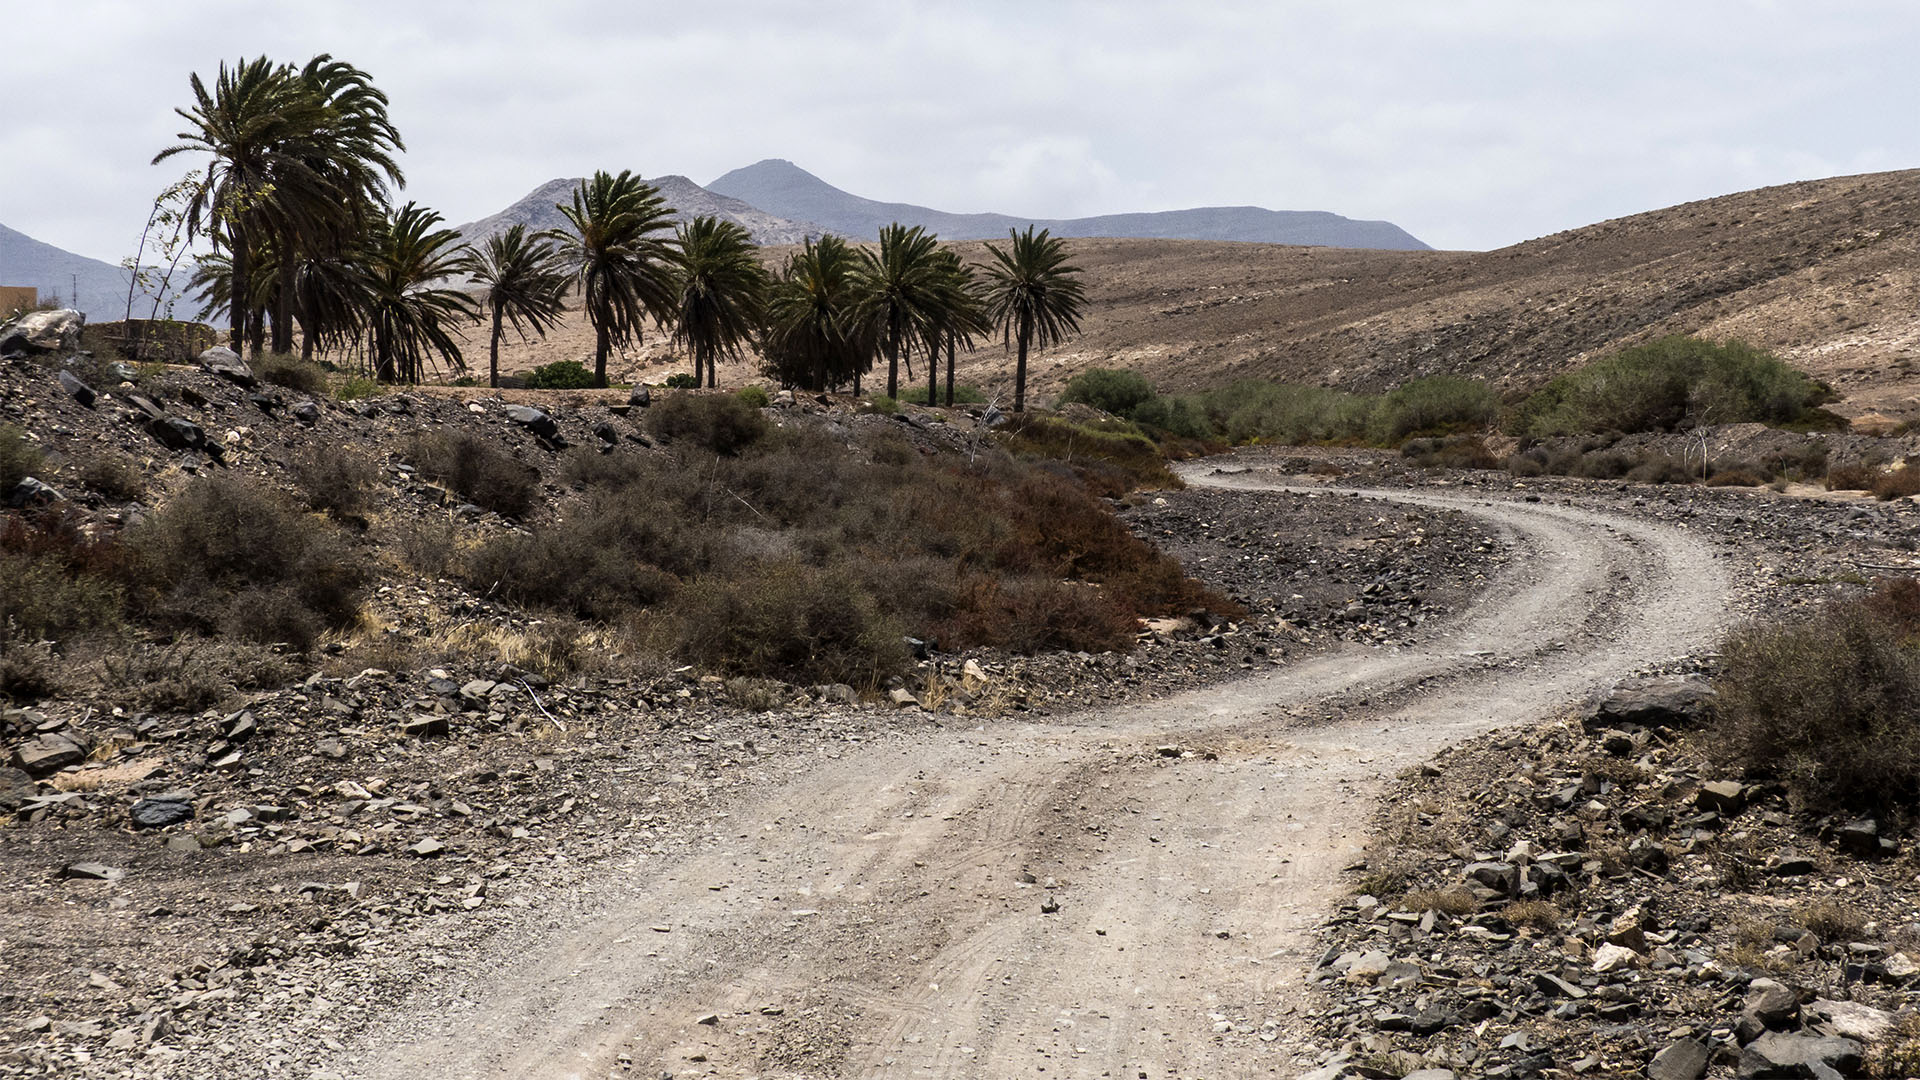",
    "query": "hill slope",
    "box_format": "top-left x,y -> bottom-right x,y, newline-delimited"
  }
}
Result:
456,175 -> 822,248
0,222 -> 172,322
707,159 -> 1429,249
